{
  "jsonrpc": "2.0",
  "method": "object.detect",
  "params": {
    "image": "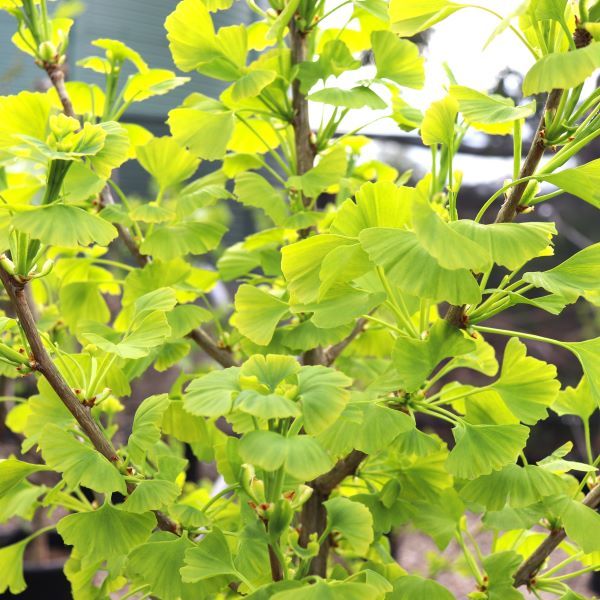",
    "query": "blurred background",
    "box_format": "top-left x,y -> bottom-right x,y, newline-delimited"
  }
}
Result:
0,0 -> 598,597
